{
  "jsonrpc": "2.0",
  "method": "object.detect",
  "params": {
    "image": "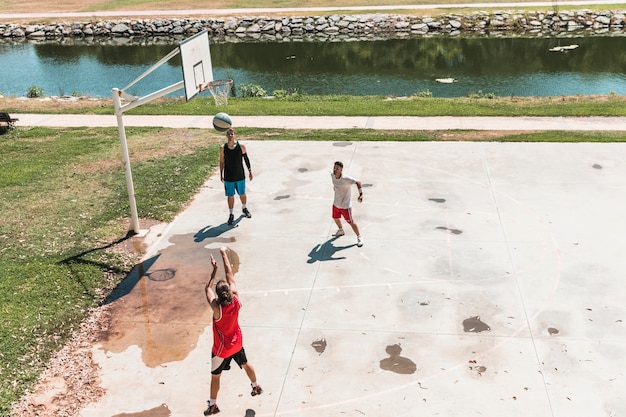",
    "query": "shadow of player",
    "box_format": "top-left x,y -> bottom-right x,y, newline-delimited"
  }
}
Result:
194,216 -> 243,242
307,237 -> 356,263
